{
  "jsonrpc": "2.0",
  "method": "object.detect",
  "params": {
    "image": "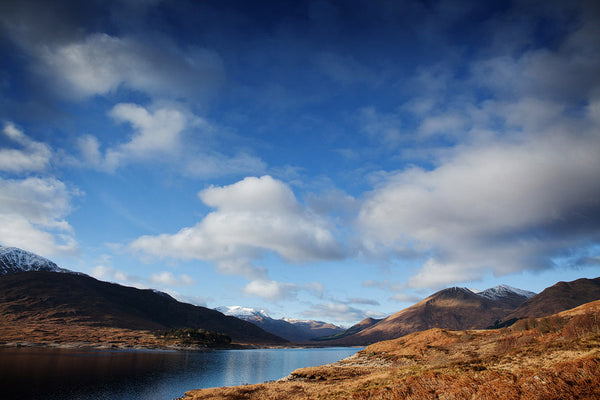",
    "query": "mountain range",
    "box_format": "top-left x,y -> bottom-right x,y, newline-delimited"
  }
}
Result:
216,306 -> 344,343
1,245 -> 599,348
323,279 -> 600,345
